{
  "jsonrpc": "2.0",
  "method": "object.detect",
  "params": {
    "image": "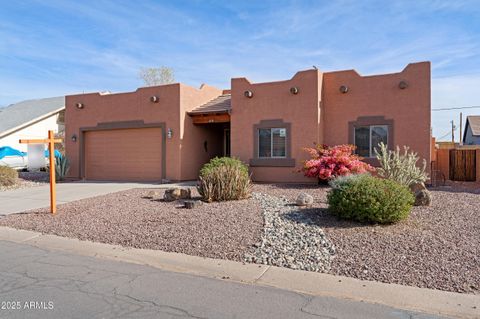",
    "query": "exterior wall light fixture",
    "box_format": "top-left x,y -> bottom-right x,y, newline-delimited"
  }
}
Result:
244,90 -> 253,98
339,85 -> 349,94
167,128 -> 173,139
398,81 -> 408,89
71,134 -> 77,142
290,87 -> 299,94
75,102 -> 84,109
150,95 -> 159,103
